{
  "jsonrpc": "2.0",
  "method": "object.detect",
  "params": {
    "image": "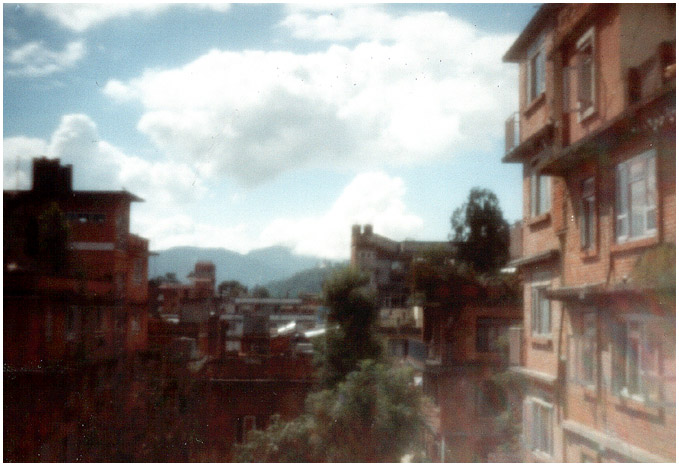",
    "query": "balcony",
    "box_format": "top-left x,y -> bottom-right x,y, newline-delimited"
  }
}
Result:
628,41 -> 675,106
504,112 -> 520,155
